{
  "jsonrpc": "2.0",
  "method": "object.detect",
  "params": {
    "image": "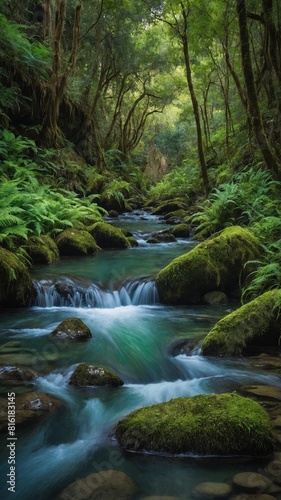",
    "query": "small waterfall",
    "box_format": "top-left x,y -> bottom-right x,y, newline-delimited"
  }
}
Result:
32,276 -> 159,308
